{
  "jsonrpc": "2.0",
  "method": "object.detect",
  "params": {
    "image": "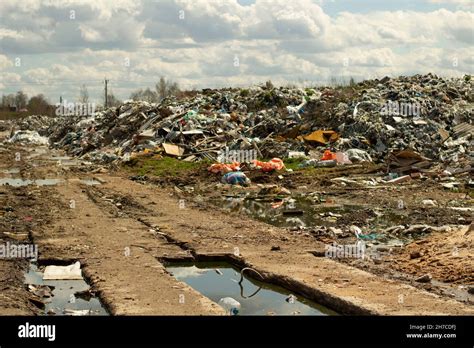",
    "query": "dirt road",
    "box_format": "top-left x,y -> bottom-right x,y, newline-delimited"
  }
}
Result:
0,136 -> 472,315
